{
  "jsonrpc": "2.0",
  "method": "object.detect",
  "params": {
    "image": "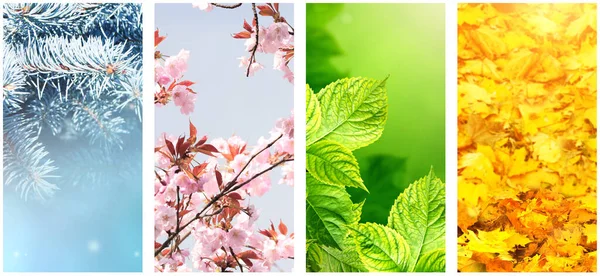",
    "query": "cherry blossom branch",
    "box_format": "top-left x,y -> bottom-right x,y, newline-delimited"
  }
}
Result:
155,157 -> 292,257
155,133 -> 291,257
246,3 -> 259,77
284,21 -> 294,35
228,157 -> 293,194
165,156 -> 293,258
175,186 -> 181,232
211,3 -> 242,9
225,133 -> 283,192
229,246 -> 244,272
